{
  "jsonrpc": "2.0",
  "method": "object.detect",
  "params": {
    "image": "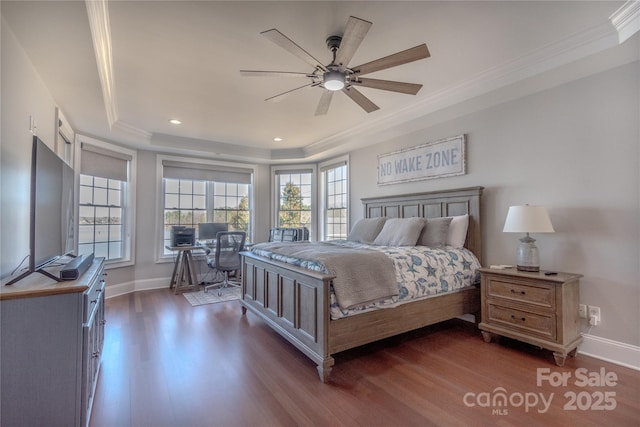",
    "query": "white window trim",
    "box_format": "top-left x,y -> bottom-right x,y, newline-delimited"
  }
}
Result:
75,134 -> 137,269
271,163 -> 318,239
156,154 -> 256,263
319,154 -> 349,241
